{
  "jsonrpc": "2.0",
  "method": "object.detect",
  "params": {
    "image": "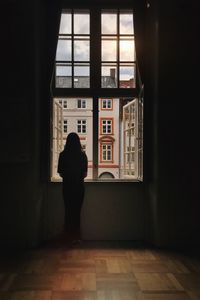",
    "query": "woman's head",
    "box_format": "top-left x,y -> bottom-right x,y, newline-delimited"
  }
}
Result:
65,132 -> 82,152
